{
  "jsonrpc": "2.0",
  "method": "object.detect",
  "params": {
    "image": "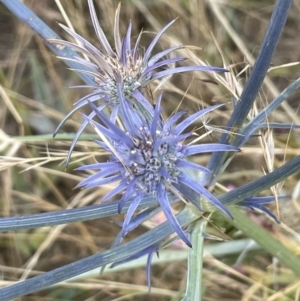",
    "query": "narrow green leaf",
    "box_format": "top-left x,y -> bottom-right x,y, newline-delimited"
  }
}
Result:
215,207 -> 300,276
